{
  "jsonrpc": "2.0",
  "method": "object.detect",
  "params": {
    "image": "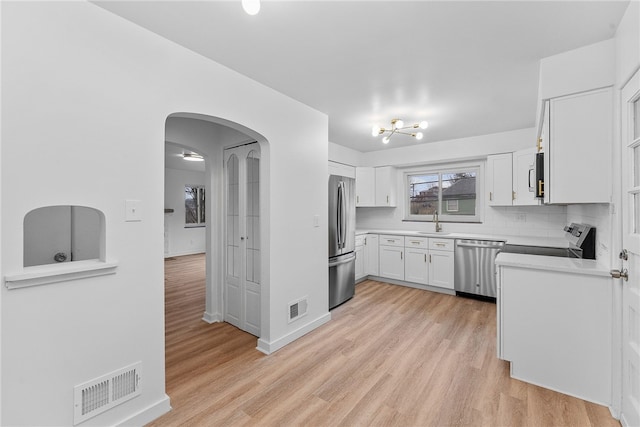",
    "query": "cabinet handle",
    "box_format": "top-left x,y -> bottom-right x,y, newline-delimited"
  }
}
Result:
387,195 -> 389,204
410,241 -> 420,245
357,195 -> 359,203
489,191 -> 493,201
424,254 -> 427,262
429,254 -> 432,263
436,243 -> 445,247
512,191 -> 516,201
364,238 -> 367,245
538,180 -> 544,196
400,252 -> 403,260
537,137 -> 542,152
